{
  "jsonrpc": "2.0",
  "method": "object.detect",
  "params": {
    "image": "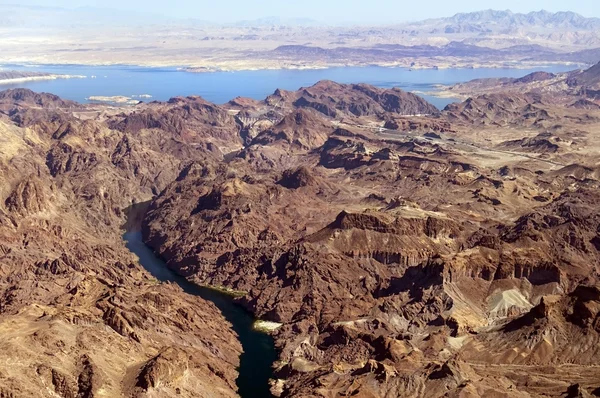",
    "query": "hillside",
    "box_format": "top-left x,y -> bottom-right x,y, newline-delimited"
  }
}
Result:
2,81 -> 600,396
